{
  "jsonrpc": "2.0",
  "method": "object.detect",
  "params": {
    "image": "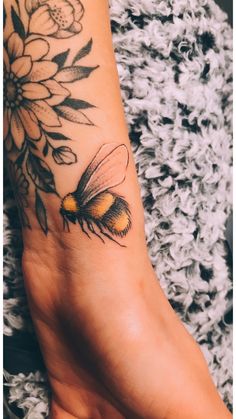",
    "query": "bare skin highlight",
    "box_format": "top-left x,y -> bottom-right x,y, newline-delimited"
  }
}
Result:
4,1 -> 232,418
